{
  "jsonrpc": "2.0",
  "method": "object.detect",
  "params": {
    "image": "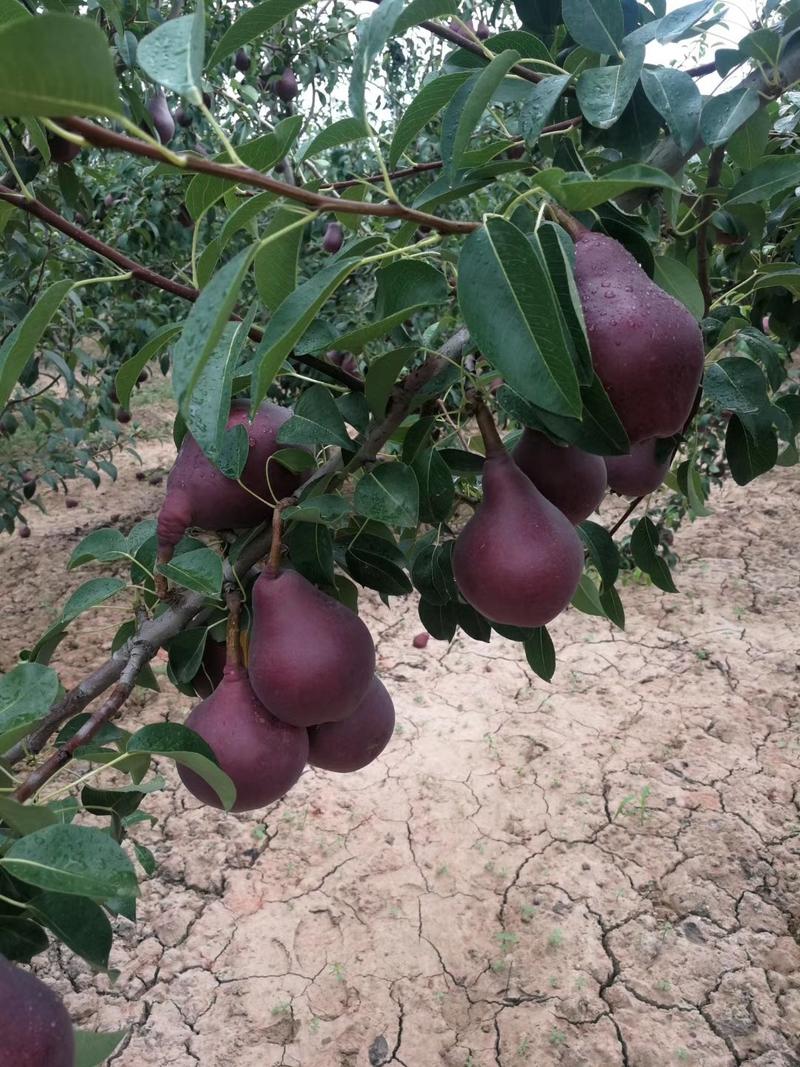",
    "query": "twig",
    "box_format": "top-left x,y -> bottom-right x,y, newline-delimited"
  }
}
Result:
696,146 -> 725,315
12,642 -> 152,802
609,495 -> 644,536
62,118 -> 479,236
0,184 -> 363,393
